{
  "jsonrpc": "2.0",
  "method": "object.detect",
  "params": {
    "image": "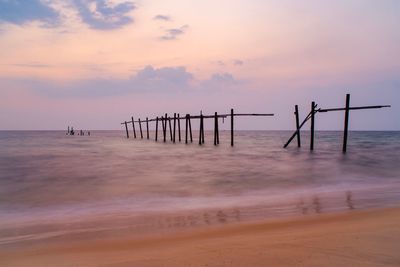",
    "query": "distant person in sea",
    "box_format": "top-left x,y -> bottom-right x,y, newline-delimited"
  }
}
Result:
88,131 -> 91,136
70,127 -> 75,135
